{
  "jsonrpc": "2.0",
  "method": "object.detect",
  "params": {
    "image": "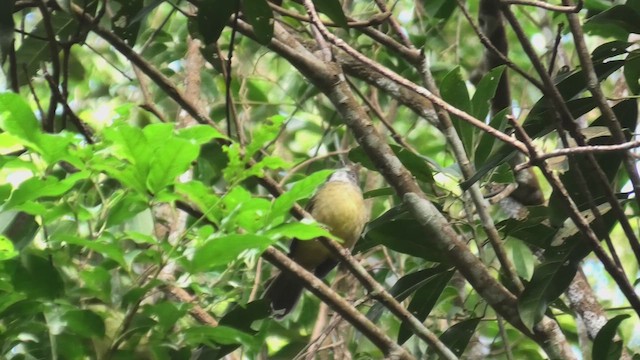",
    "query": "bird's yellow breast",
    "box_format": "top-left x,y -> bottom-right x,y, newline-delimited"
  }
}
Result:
292,181 -> 367,269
